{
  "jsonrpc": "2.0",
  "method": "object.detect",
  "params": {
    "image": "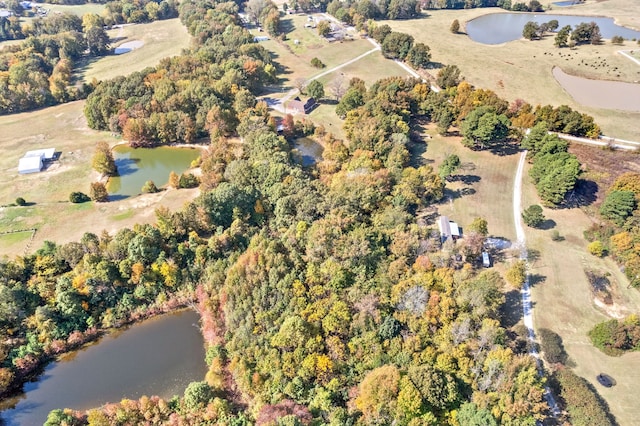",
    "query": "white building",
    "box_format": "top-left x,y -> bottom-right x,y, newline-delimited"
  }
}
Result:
18,148 -> 55,174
